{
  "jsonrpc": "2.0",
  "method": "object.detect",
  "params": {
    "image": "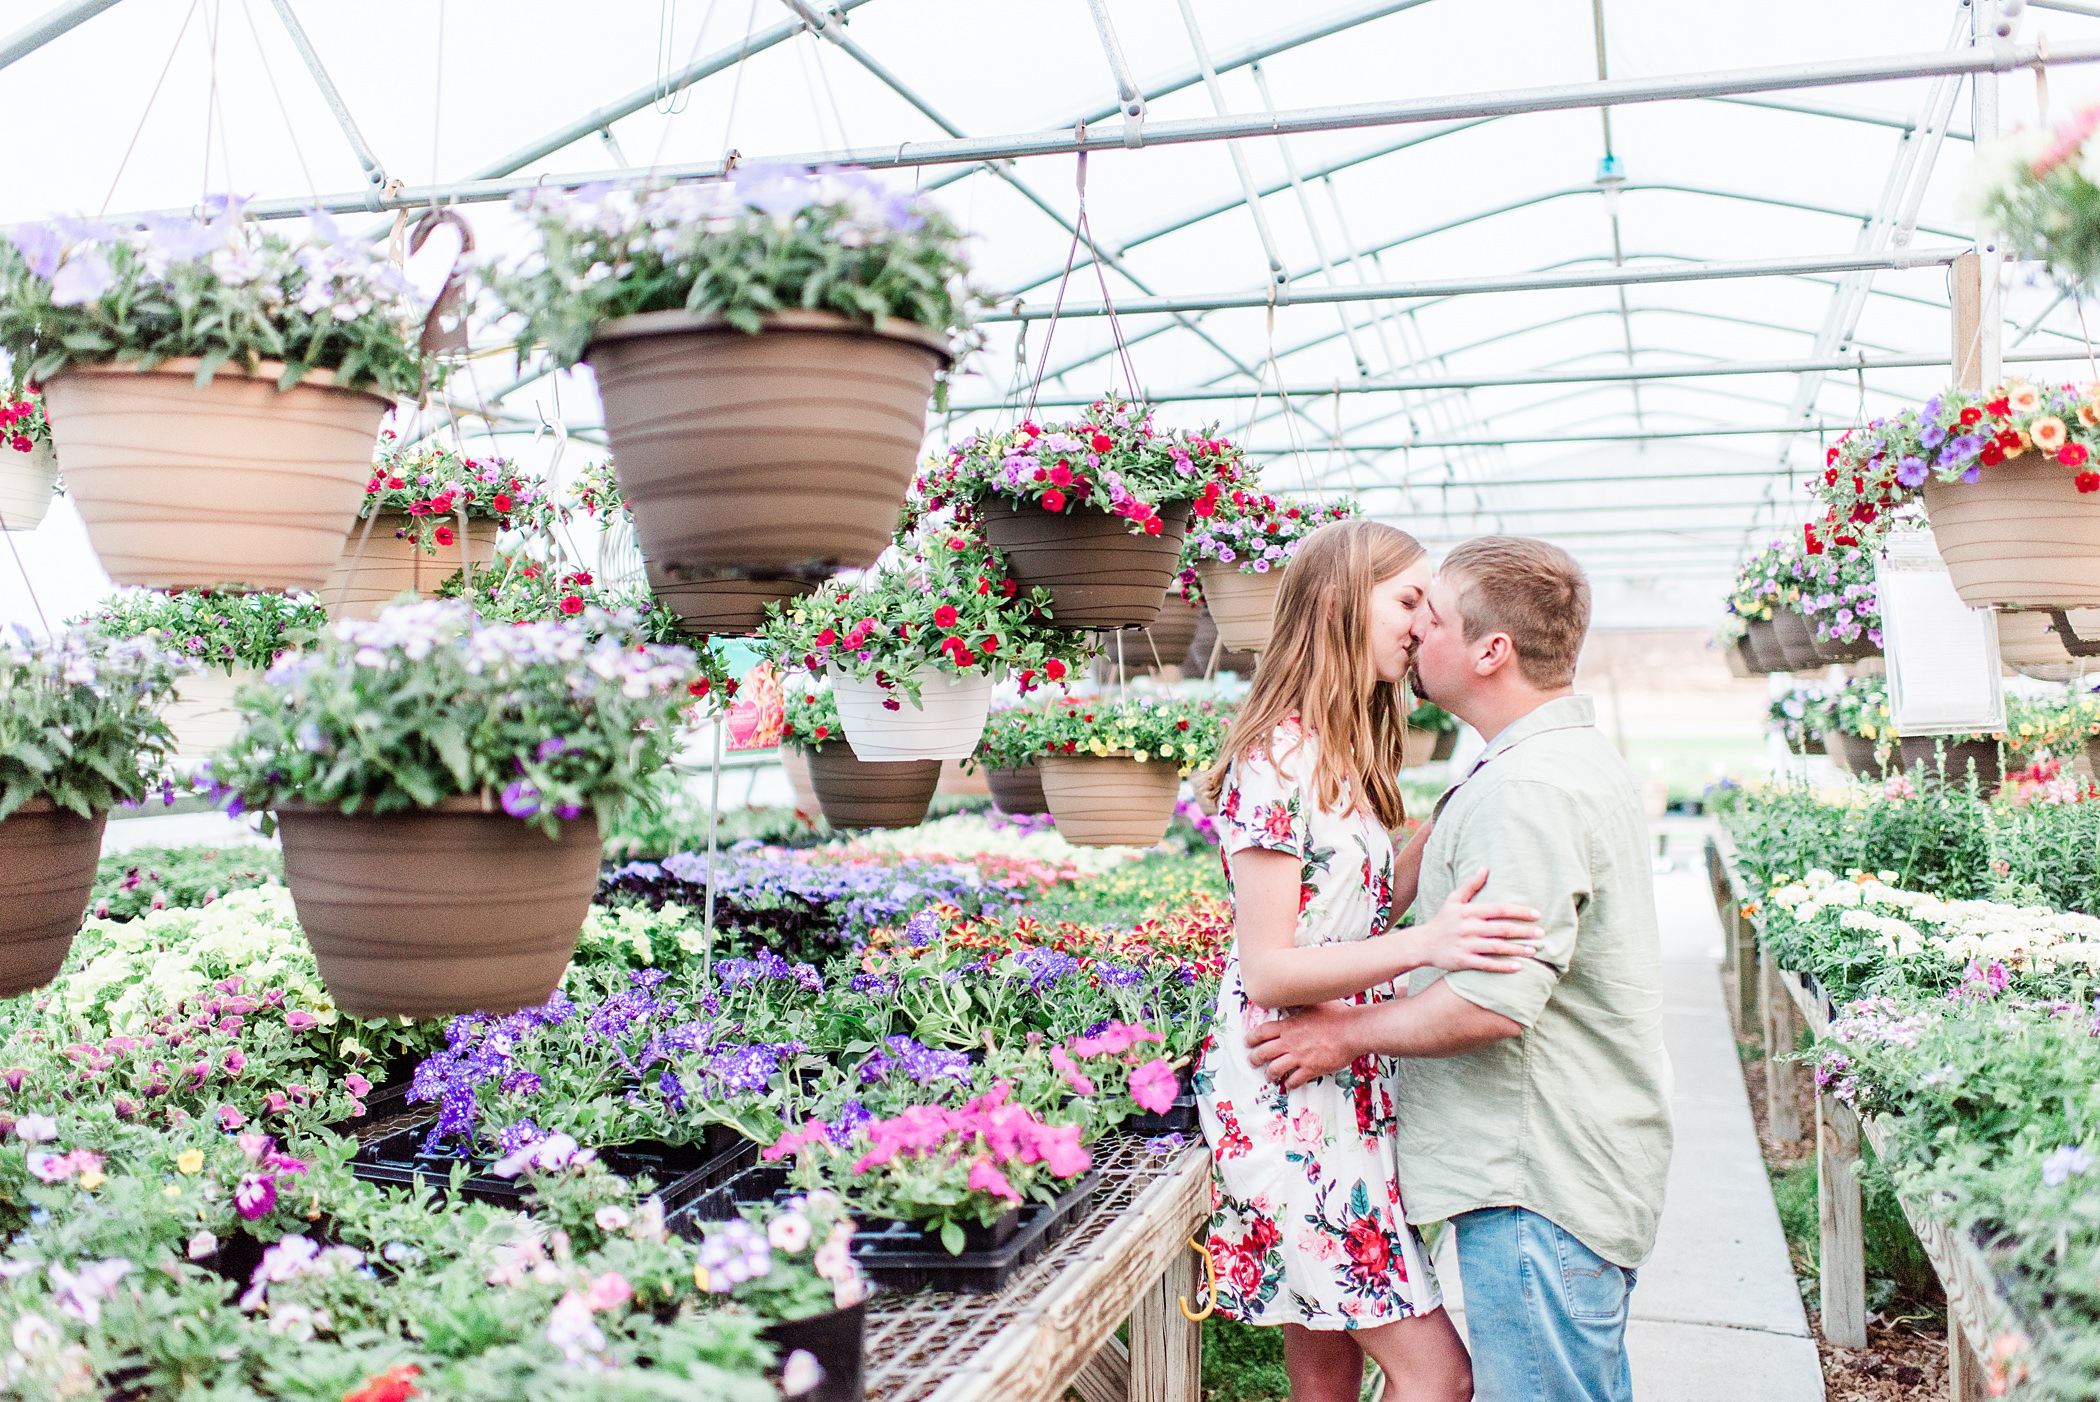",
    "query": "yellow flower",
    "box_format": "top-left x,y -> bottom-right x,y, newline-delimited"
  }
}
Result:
163,1185 -> 182,1198
78,1167 -> 105,1191
176,1149 -> 204,1175
694,1263 -> 712,1292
